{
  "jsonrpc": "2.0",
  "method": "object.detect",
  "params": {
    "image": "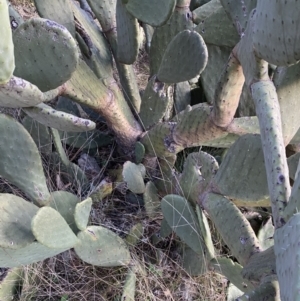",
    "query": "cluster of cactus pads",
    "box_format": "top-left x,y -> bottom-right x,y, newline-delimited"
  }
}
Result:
1,0 -> 300,300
